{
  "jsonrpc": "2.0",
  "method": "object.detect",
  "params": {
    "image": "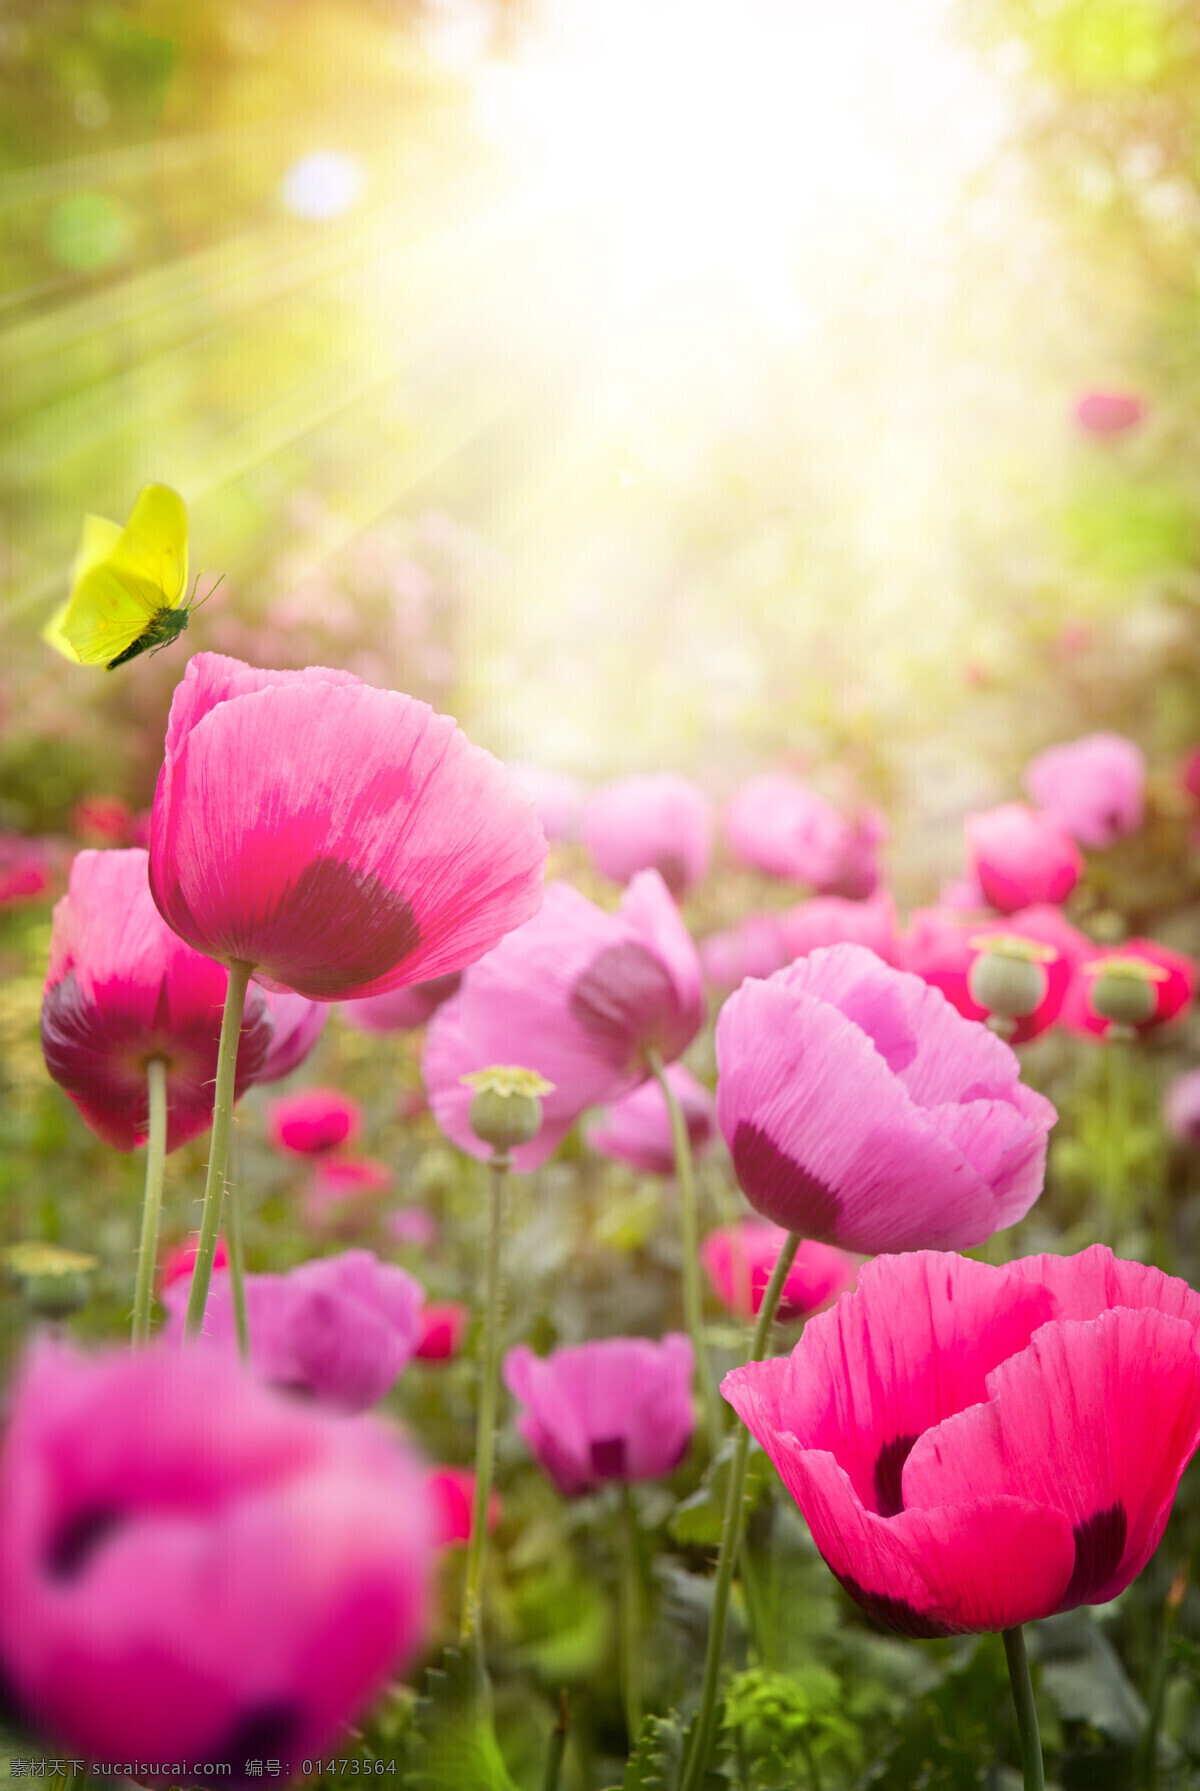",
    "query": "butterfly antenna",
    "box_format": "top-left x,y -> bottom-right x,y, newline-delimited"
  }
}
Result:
187,570 -> 225,614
